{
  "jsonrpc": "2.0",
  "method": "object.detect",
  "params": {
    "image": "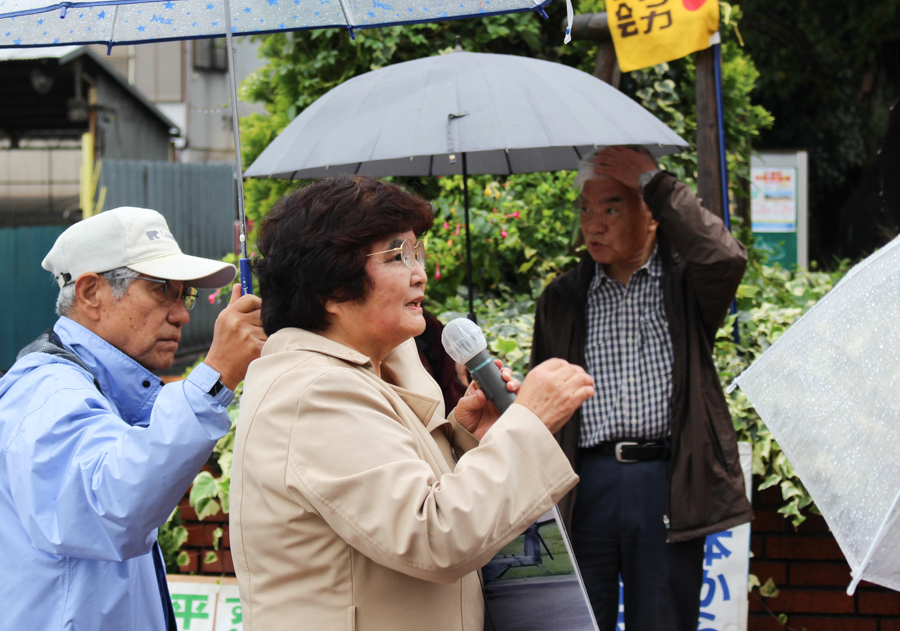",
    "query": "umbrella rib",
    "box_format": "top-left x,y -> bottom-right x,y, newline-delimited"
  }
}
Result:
847,485 -> 900,595
333,0 -> 357,30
